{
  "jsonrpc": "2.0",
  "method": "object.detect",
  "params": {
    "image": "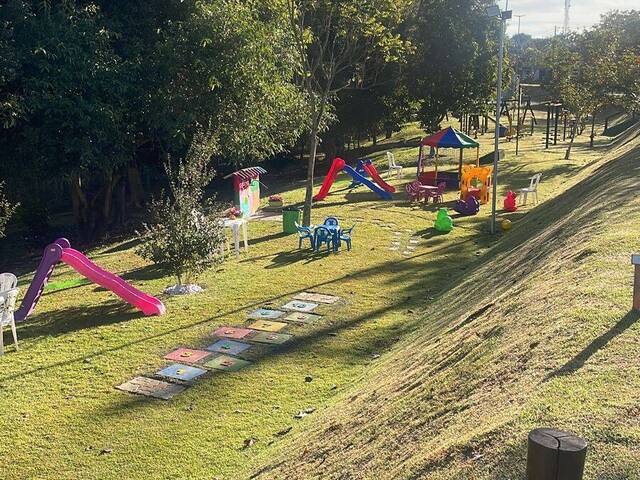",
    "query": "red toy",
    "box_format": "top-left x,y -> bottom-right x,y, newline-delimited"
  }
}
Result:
504,191 -> 517,212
